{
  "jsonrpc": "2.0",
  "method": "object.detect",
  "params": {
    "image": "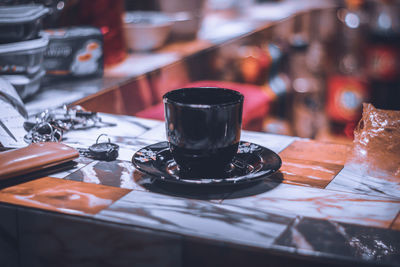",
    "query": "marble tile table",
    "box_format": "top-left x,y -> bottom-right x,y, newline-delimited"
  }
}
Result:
0,113 -> 399,267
